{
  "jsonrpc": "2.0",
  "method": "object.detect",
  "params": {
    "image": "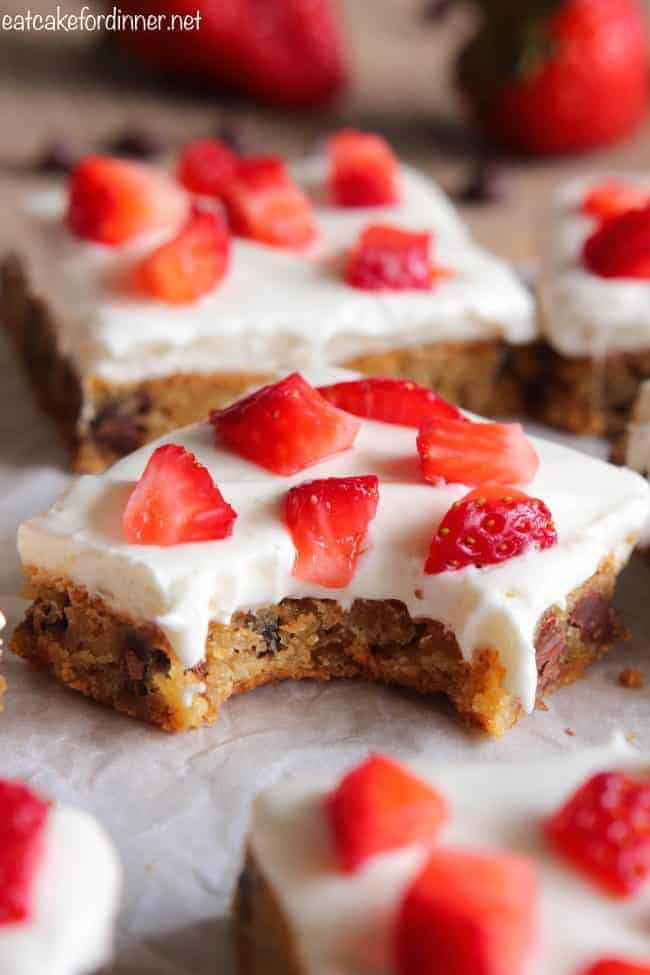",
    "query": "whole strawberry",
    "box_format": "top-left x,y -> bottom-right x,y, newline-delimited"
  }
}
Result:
458,0 -> 648,154
115,0 -> 347,109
